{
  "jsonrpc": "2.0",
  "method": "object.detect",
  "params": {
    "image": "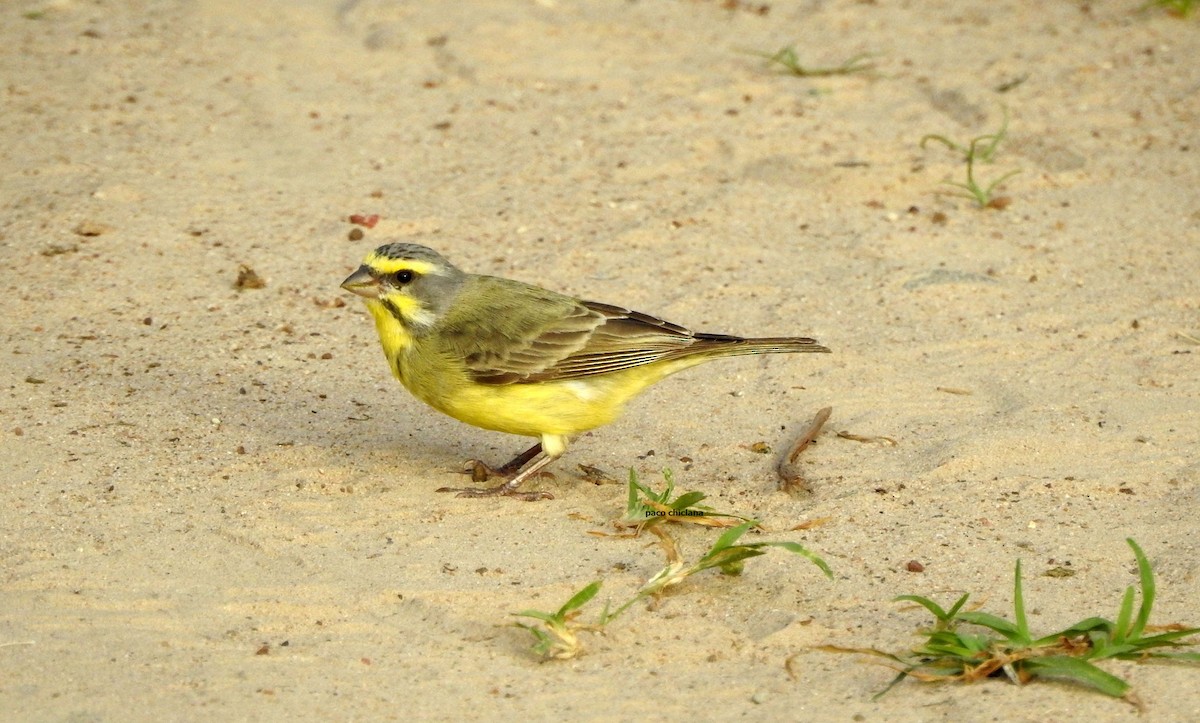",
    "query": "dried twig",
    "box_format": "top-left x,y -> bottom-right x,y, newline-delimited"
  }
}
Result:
936,386 -> 973,395
777,406 -> 832,494
836,431 -> 898,446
